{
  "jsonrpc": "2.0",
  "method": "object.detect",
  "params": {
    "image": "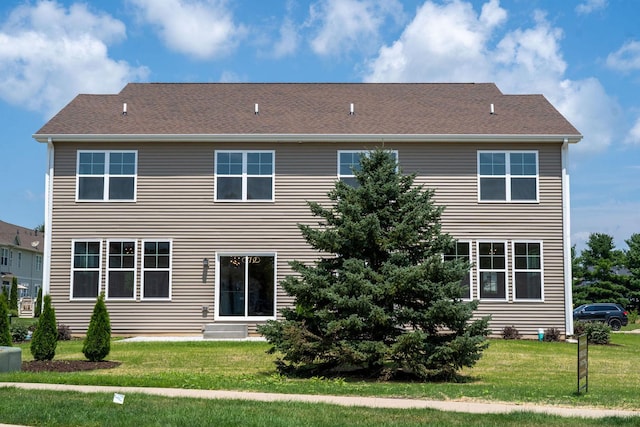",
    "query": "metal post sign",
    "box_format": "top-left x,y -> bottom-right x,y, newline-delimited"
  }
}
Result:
577,334 -> 588,394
